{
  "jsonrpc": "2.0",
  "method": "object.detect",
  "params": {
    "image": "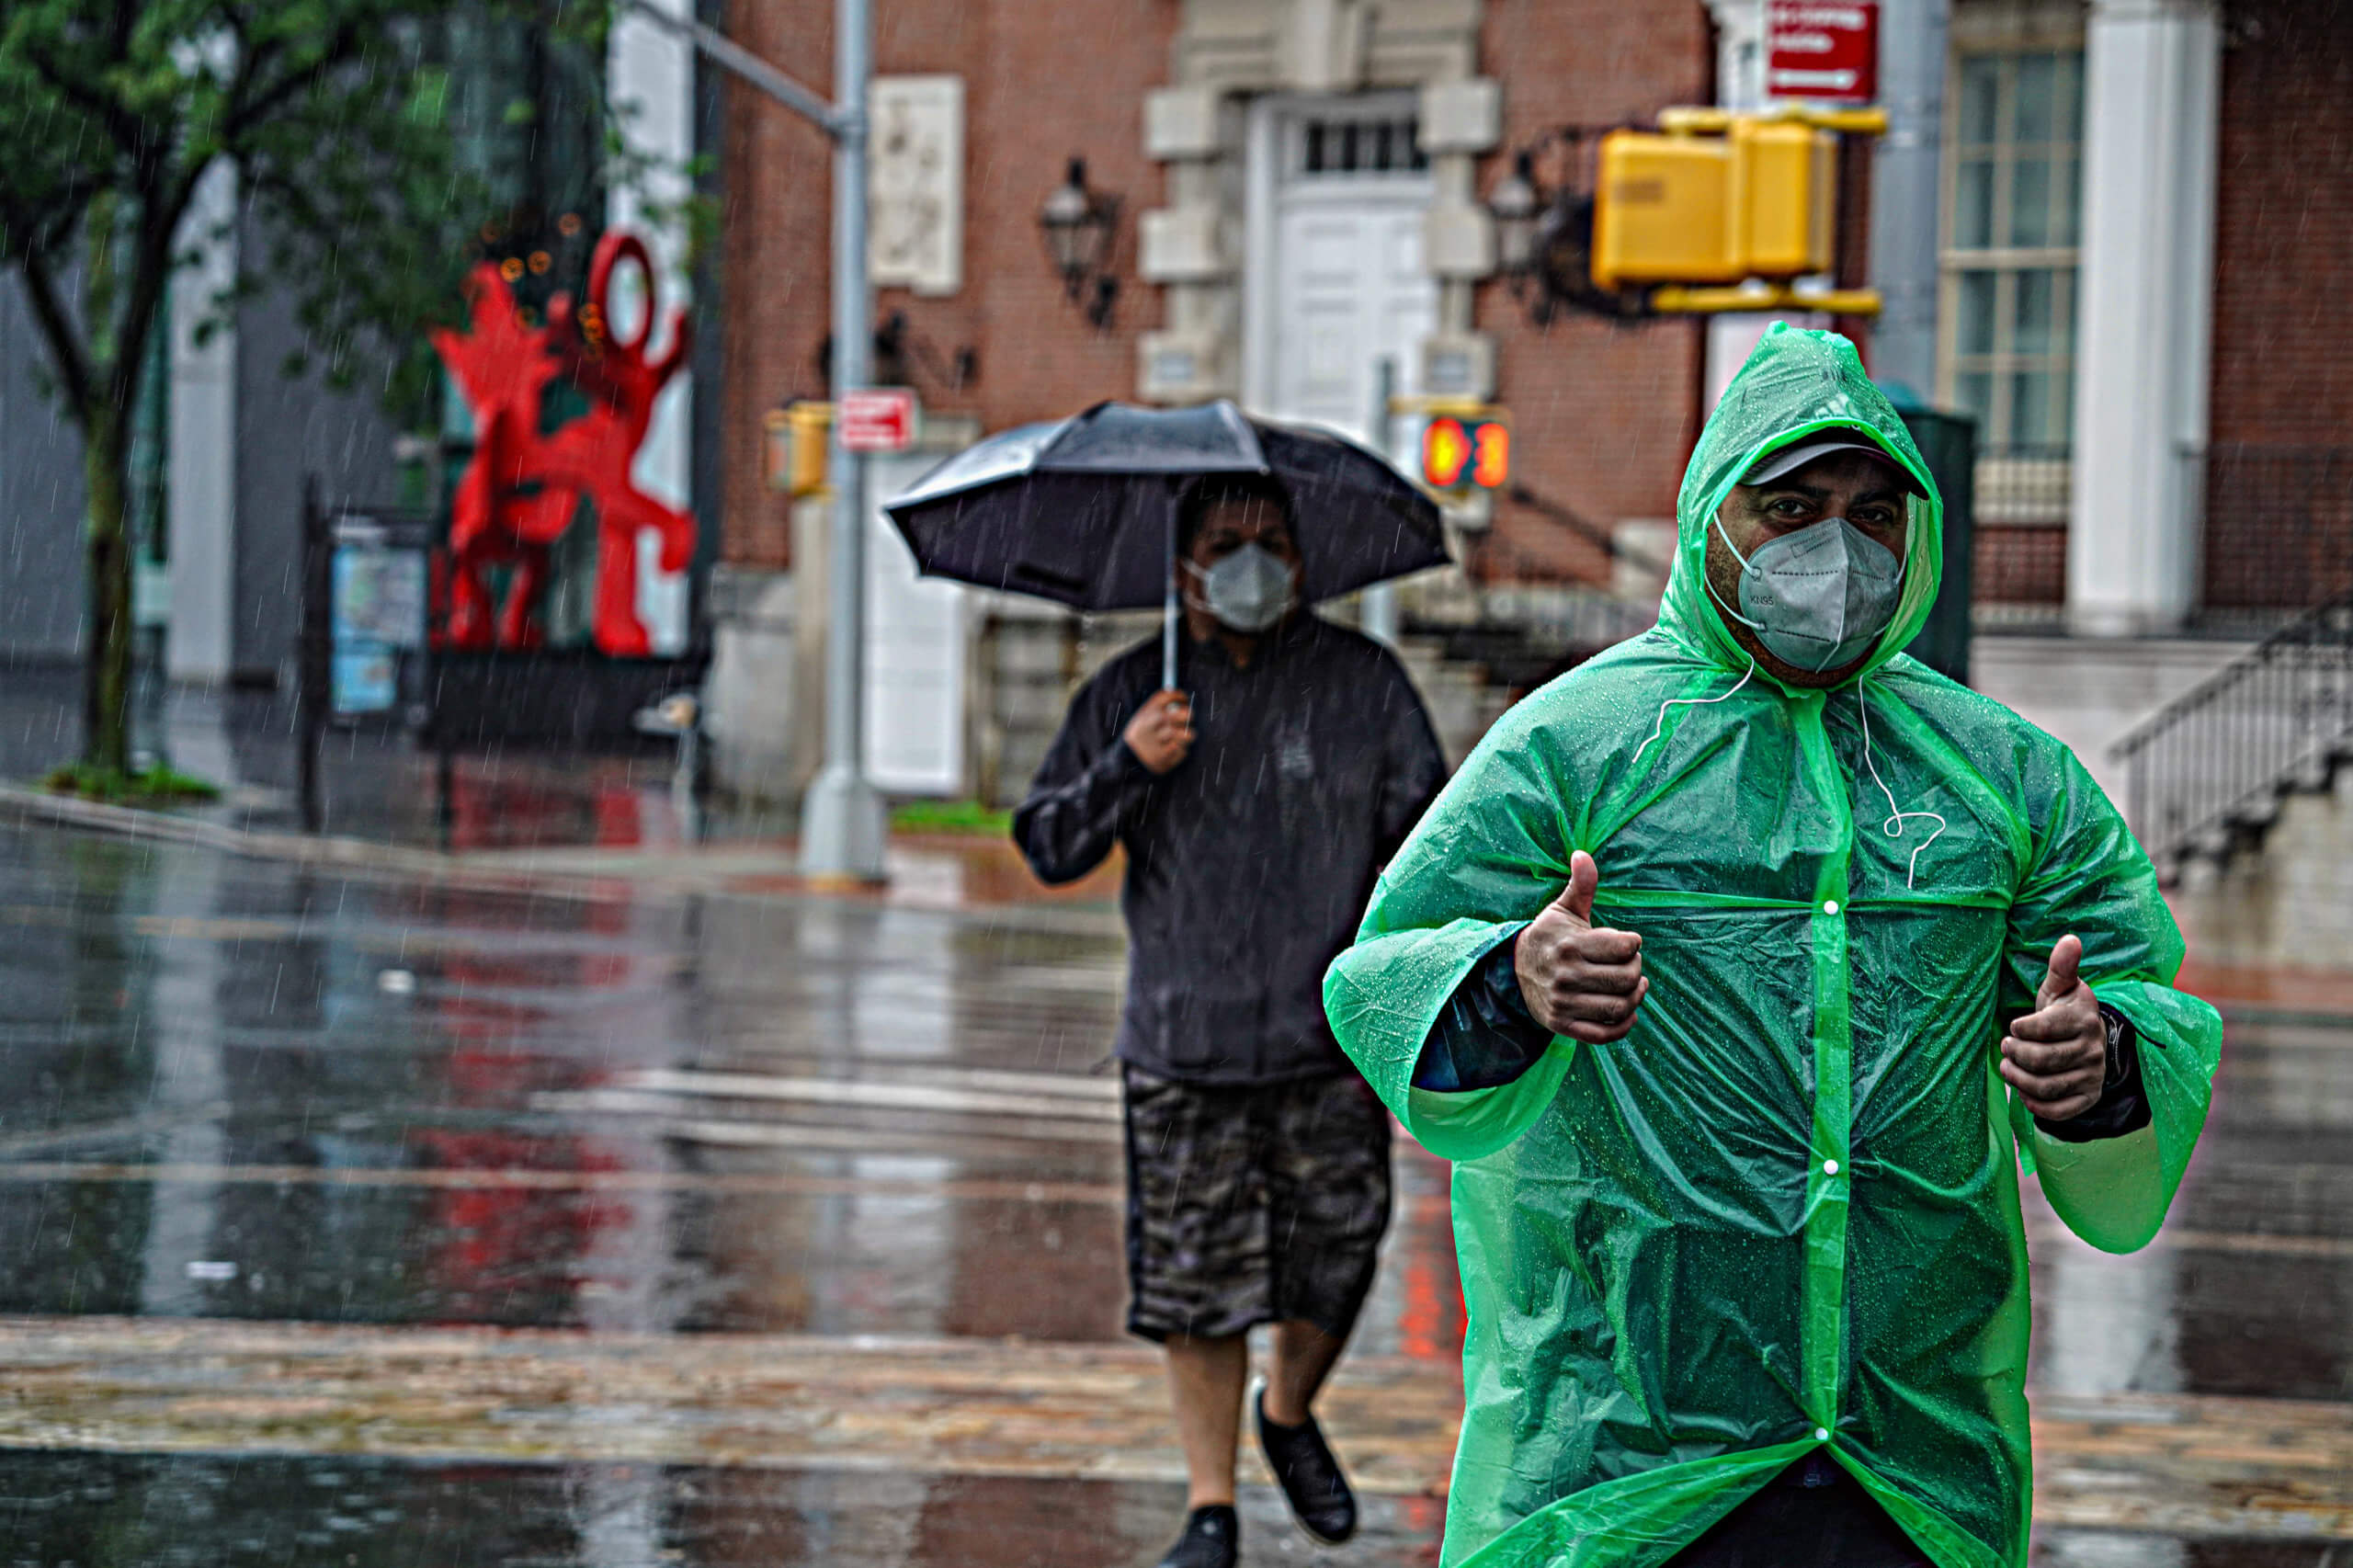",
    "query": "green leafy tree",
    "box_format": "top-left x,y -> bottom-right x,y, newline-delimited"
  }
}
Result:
0,0 -> 614,779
